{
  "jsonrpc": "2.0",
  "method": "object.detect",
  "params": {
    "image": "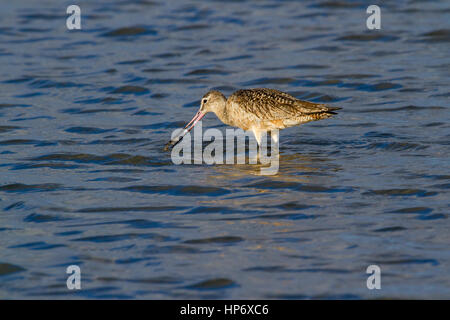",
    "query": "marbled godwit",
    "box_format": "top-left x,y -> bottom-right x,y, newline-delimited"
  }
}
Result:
164,88 -> 341,150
